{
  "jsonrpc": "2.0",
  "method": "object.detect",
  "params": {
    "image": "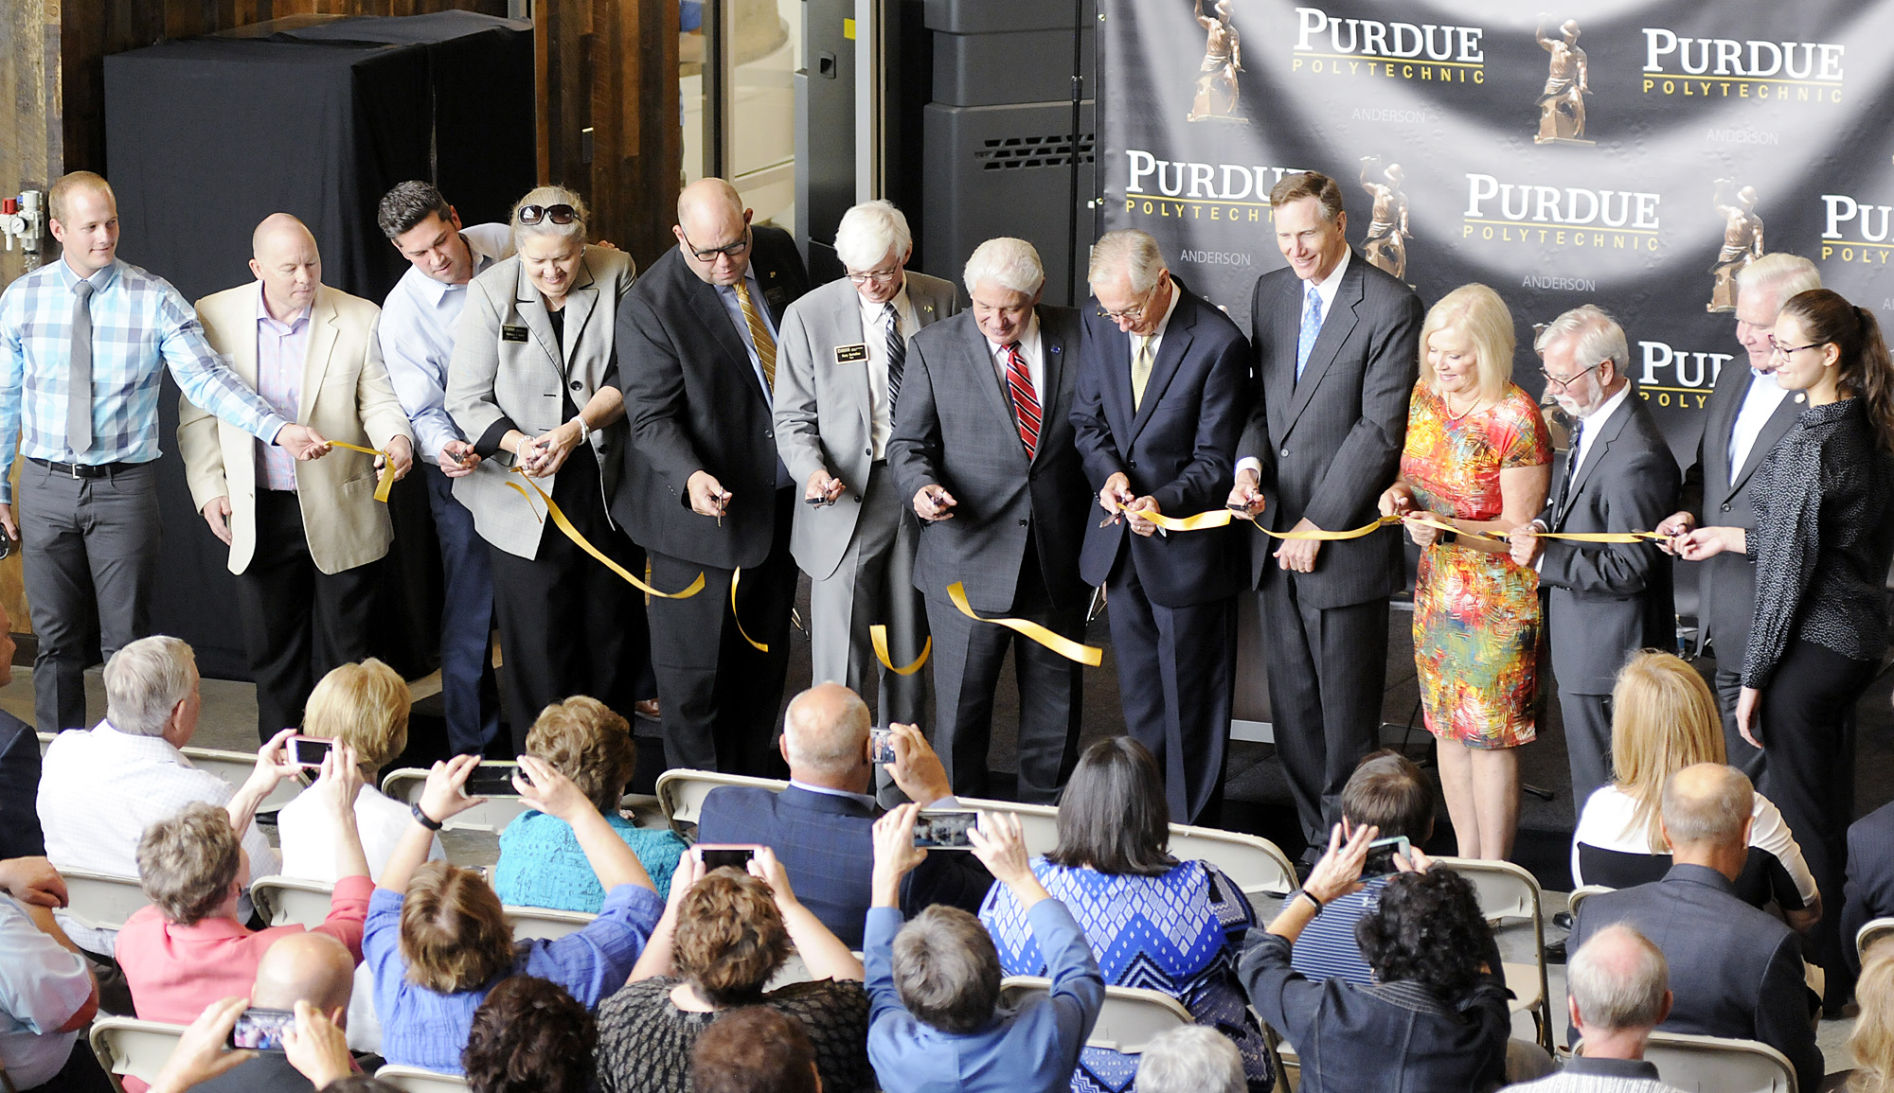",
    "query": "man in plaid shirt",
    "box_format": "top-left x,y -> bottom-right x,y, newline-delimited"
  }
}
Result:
0,171 -> 330,737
